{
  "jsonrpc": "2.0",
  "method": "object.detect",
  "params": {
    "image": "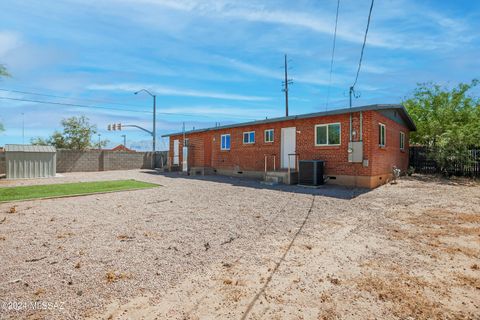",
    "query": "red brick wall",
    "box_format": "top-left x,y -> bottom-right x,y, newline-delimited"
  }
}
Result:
169,110 -> 410,177
368,111 -> 410,175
